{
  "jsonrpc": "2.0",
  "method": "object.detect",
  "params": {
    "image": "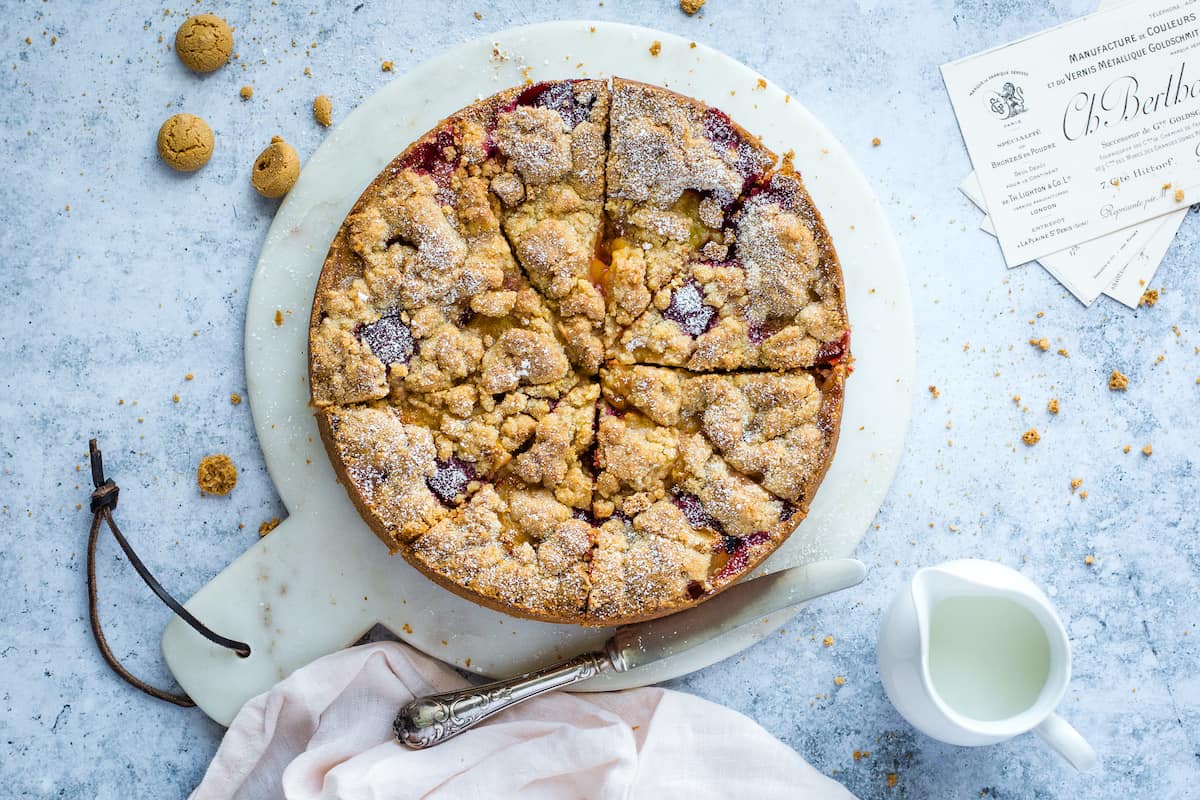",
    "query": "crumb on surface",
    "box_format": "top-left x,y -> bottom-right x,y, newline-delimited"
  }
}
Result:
313,94 -> 332,127
1175,188 -> 1186,202
822,635 -> 834,647
197,454 -> 238,496
402,623 -> 413,634
755,78 -> 767,90
833,676 -> 846,686
1022,428 -> 1040,446
381,60 -> 393,71
871,137 -> 881,147
1142,444 -> 1153,456
648,40 -> 662,56
1012,395 -> 1021,404
239,84 -> 253,100
274,309 -> 284,326
1057,348 -> 1070,357
473,10 -> 482,19
853,750 -> 870,761
928,385 -> 940,398
185,372 -> 194,381
258,517 -> 281,537
230,393 -> 242,405
1139,288 -> 1158,307
1109,370 -> 1129,391
1030,337 -> 1050,351
680,0 -> 706,14
1084,554 -> 1095,565
1123,444 -> 1132,454
172,393 -> 180,404
1079,490 -> 1088,499
887,774 -> 898,788
1070,478 -> 1082,493
1047,398 -> 1059,414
